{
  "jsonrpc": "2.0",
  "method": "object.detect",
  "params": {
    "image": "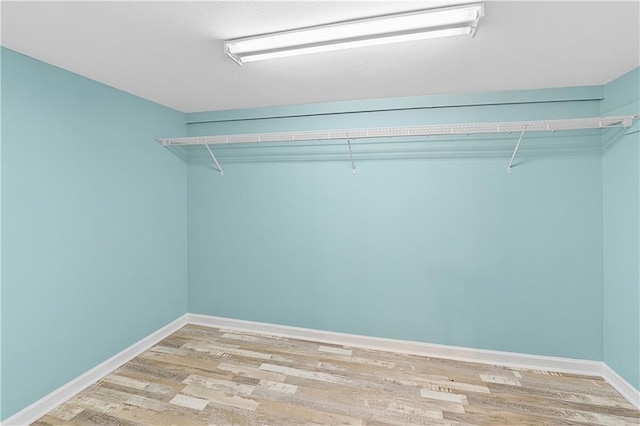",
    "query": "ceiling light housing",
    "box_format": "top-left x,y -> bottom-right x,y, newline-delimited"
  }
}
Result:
224,3 -> 485,65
